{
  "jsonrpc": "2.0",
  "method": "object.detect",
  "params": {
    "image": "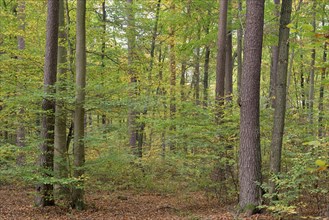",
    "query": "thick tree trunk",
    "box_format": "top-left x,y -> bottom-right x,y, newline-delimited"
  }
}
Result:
71,0 -> 86,210
35,0 -> 59,207
239,0 -> 265,214
54,0 -> 69,203
269,0 -> 293,198
215,0 -> 228,120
